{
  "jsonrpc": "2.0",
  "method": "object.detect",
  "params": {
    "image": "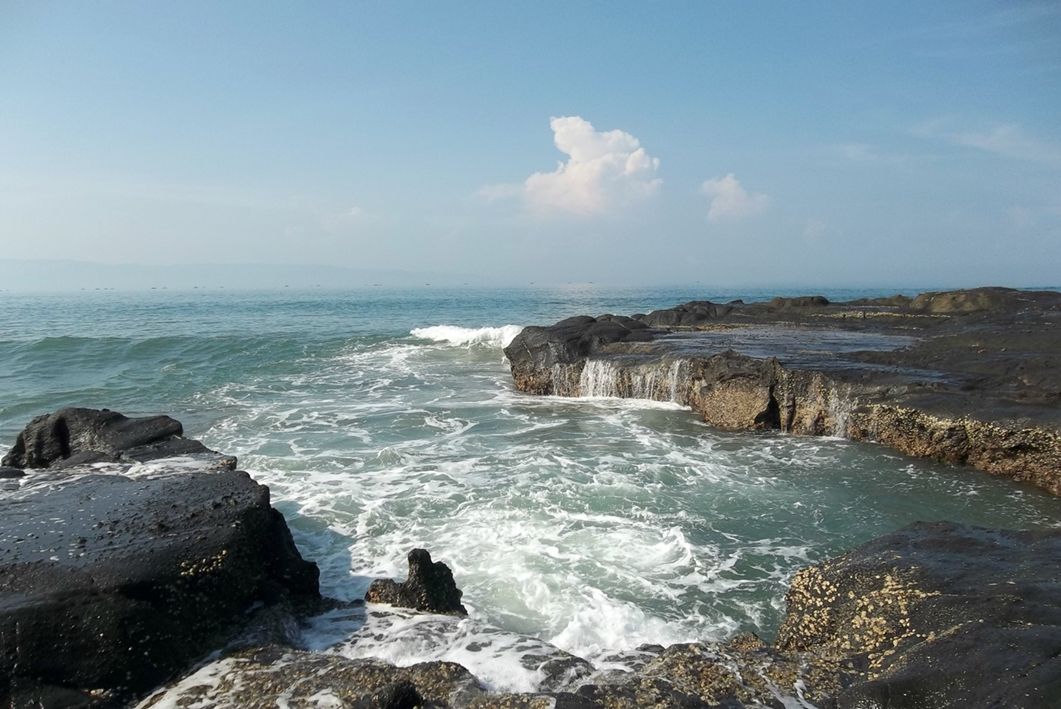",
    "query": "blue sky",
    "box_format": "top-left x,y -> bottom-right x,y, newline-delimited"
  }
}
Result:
1,1 -> 1059,287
